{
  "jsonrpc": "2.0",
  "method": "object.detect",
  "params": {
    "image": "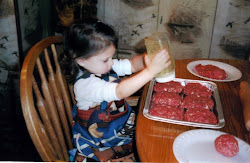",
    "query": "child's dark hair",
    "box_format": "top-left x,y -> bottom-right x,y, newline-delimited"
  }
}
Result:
59,17 -> 118,84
